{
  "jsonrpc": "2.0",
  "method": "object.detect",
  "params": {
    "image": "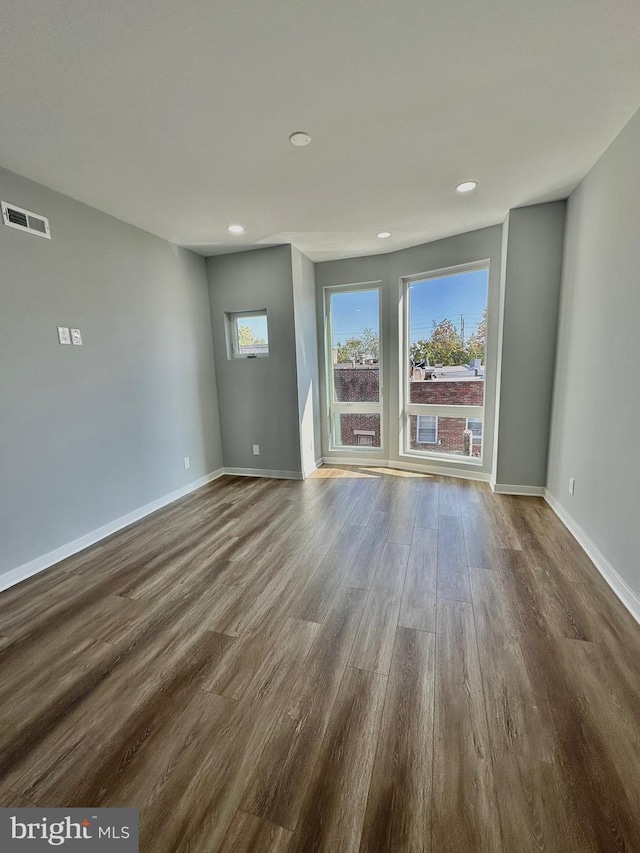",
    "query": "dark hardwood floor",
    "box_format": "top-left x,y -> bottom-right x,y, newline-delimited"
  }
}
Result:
1,466 -> 639,851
